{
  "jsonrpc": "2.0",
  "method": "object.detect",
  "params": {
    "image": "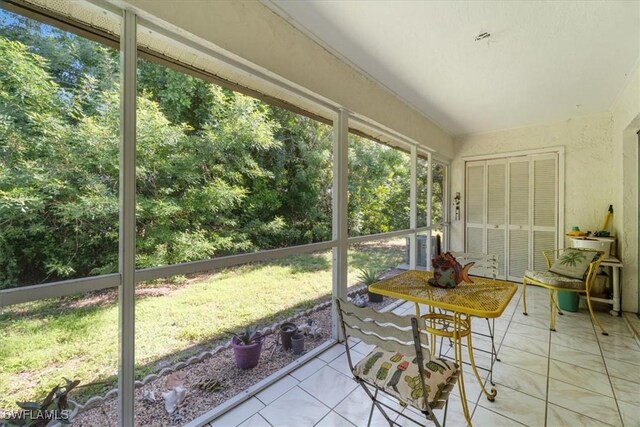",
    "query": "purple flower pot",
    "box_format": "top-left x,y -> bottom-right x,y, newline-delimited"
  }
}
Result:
231,334 -> 264,369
